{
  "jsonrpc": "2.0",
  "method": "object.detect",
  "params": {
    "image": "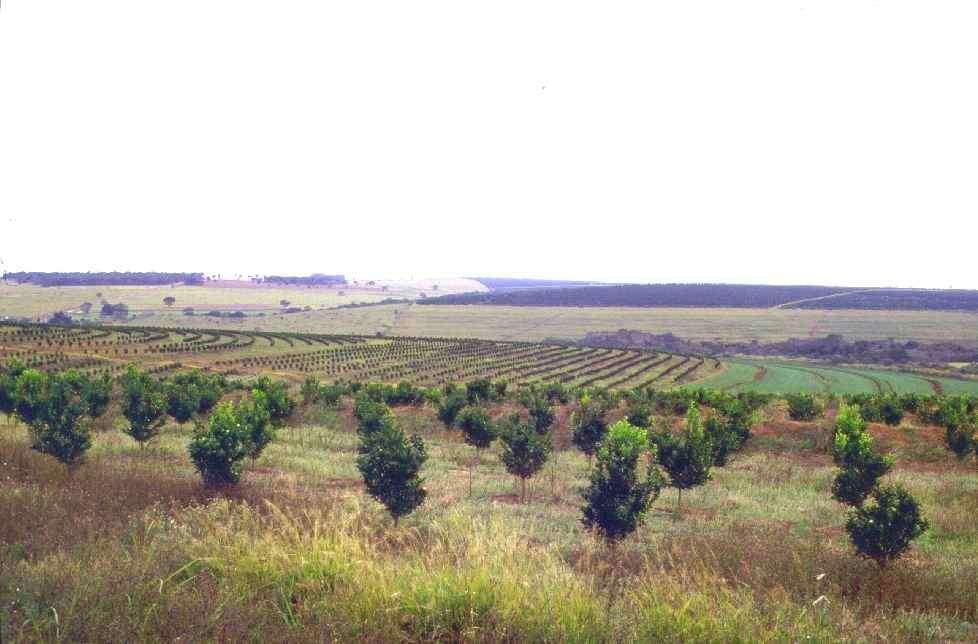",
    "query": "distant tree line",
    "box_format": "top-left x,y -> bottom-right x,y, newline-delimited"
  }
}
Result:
419,284 -> 863,308
3,272 -> 205,287
422,283 -> 978,311
259,274 -> 347,286
789,288 -> 978,311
